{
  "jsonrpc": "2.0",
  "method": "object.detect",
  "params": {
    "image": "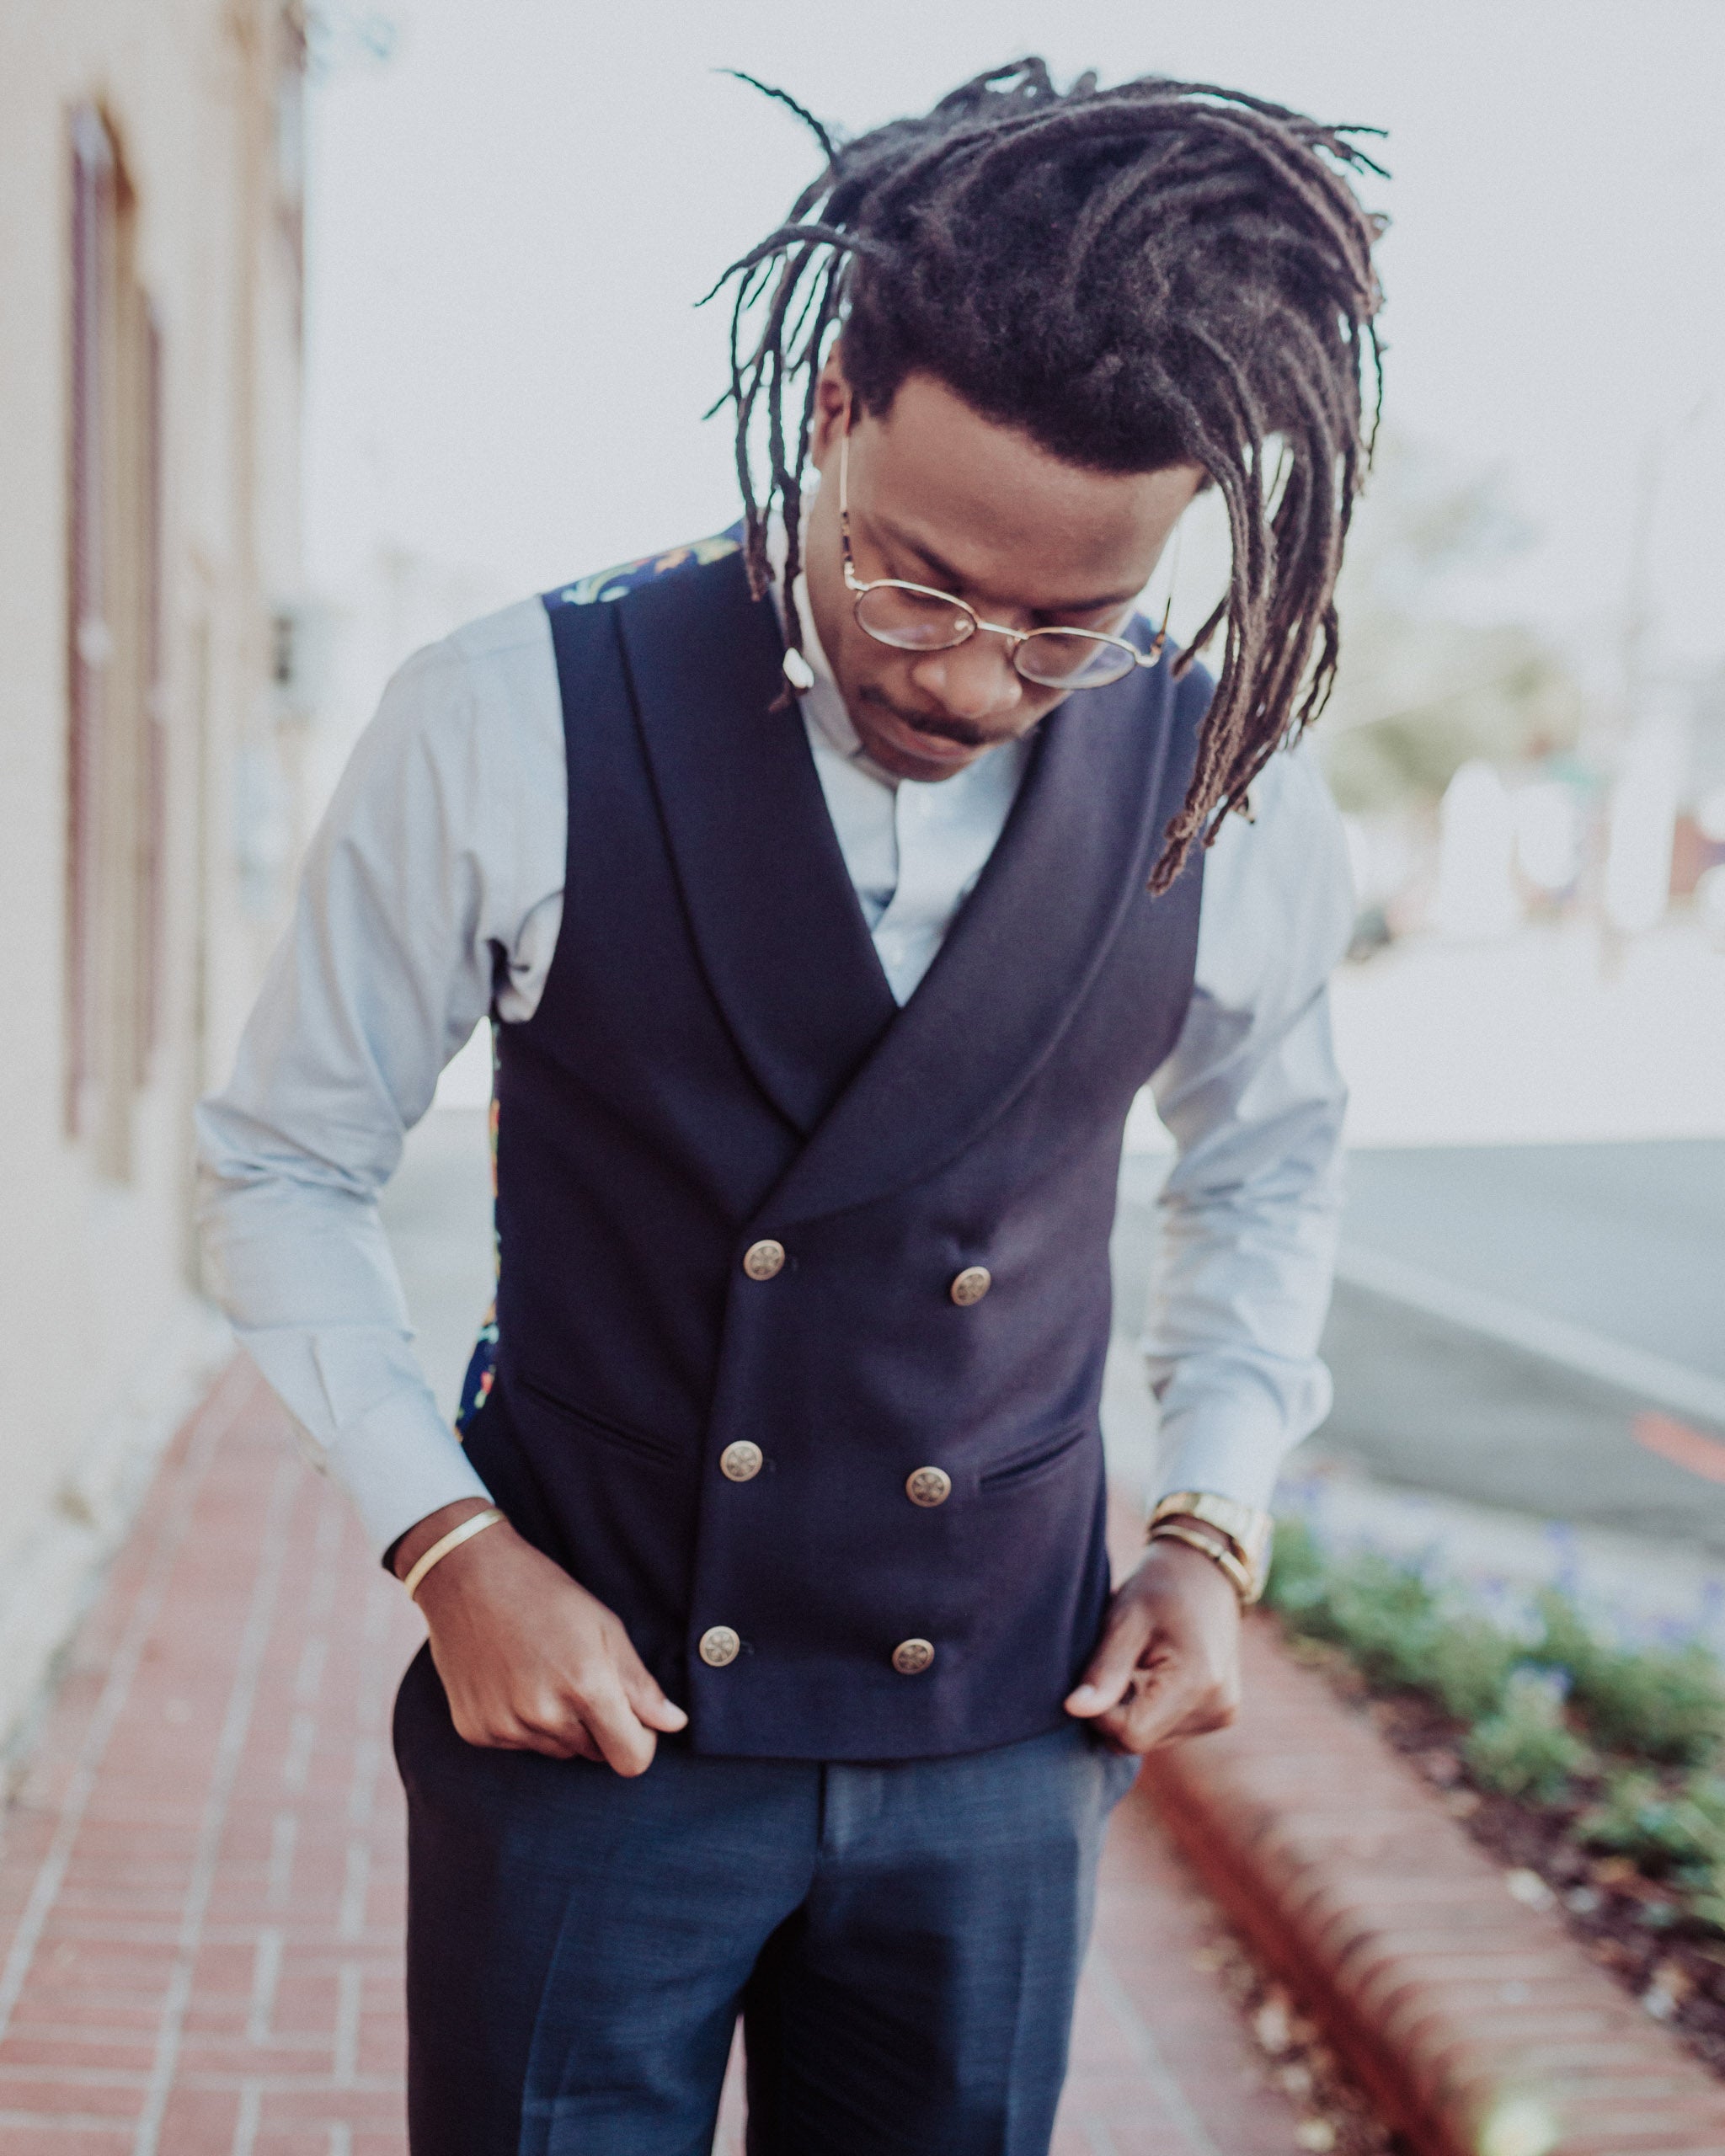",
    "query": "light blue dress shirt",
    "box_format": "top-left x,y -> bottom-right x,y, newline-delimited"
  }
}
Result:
197,580 -> 1354,1560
